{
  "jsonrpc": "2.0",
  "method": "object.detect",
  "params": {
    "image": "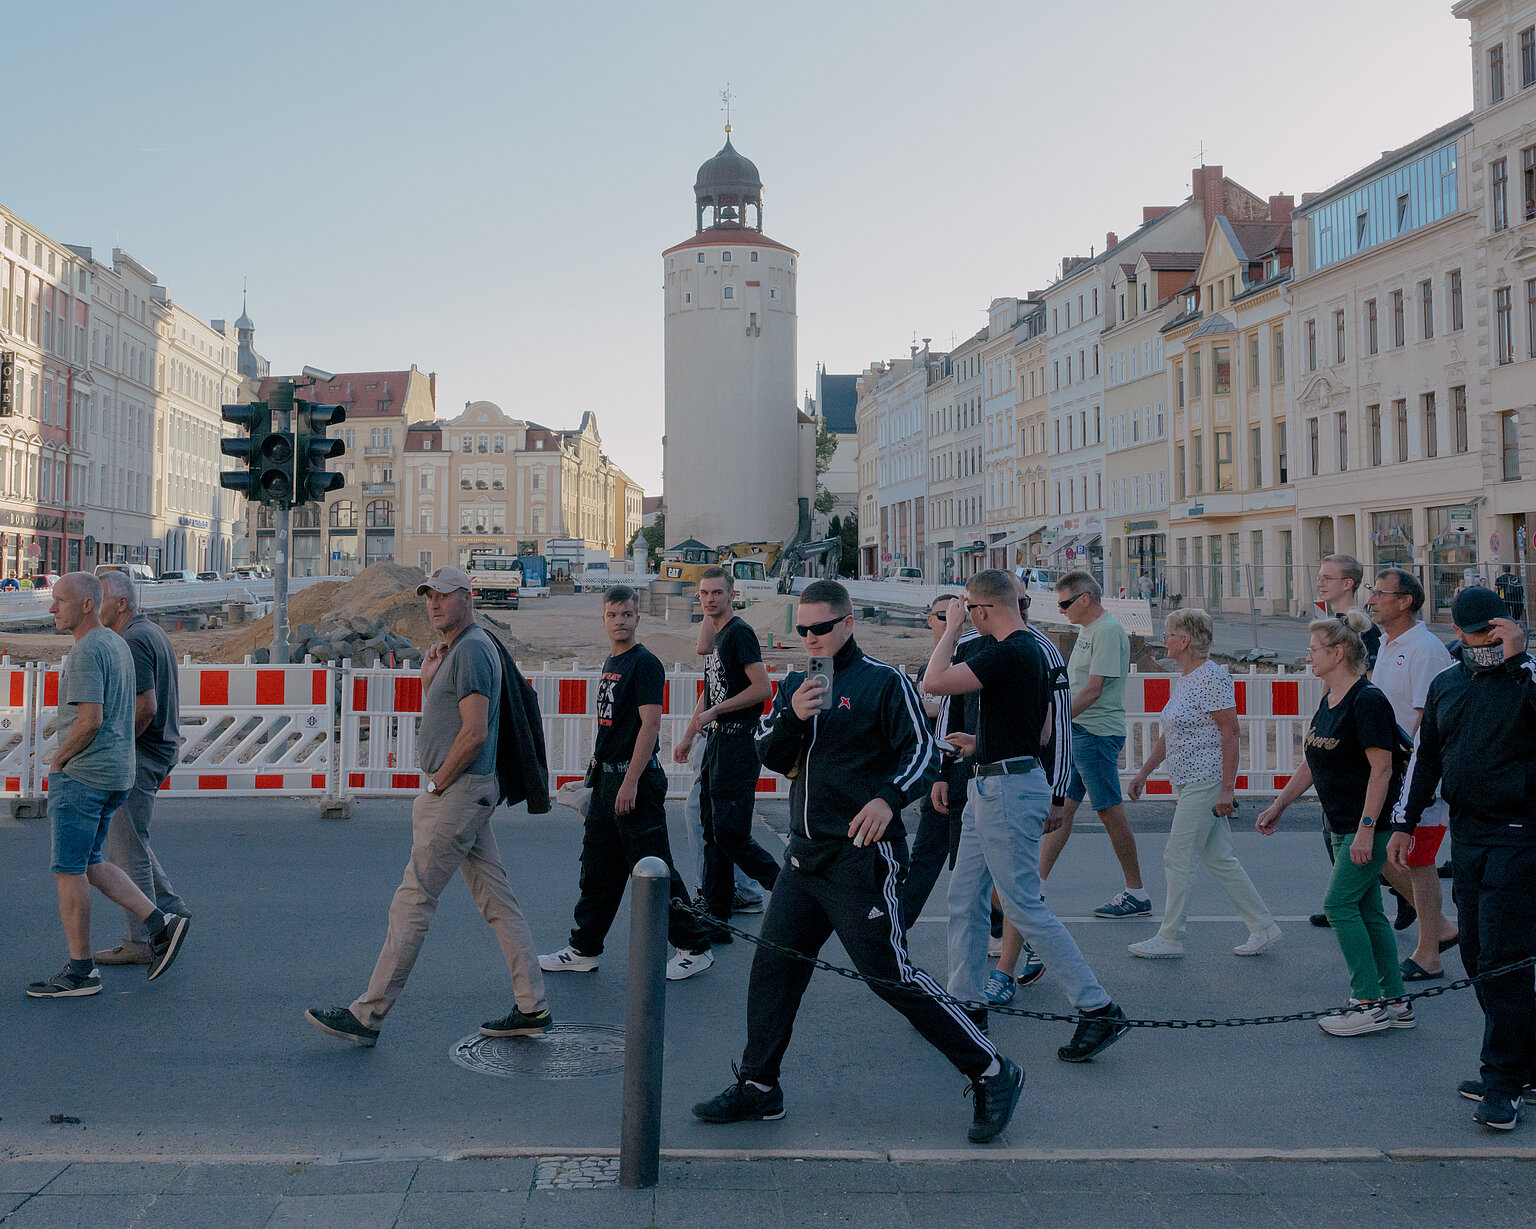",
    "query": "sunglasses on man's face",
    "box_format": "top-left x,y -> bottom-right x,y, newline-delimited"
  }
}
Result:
1058,593 -> 1083,610
928,609 -> 946,621
796,617 -> 844,638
